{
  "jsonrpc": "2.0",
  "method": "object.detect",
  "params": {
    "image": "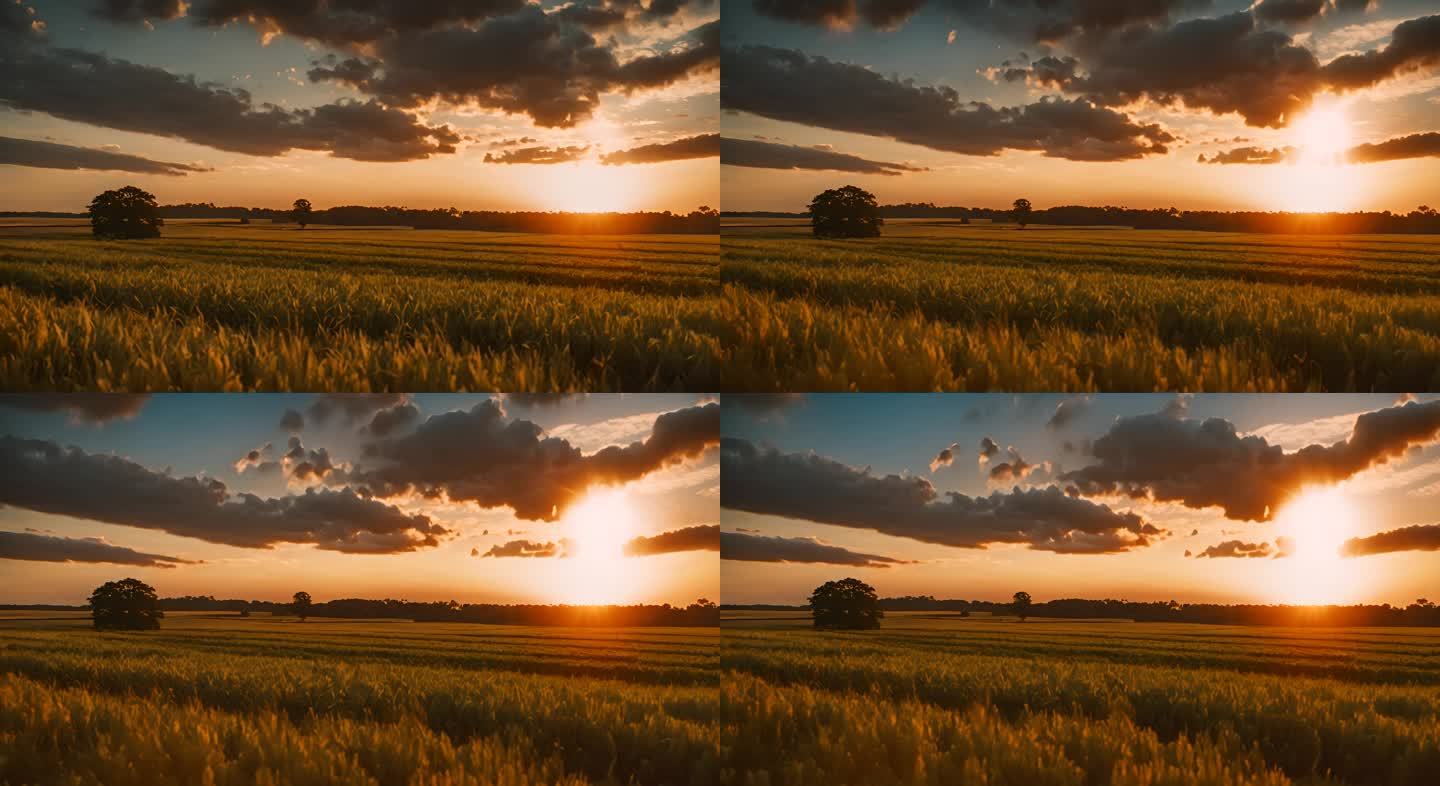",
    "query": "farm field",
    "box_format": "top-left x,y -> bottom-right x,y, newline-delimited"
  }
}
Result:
720,220 -> 1440,391
721,611 -> 1440,786
0,611 -> 720,786
0,223 -> 720,391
